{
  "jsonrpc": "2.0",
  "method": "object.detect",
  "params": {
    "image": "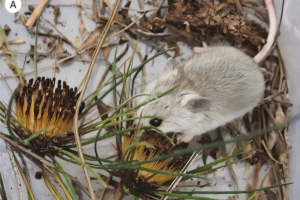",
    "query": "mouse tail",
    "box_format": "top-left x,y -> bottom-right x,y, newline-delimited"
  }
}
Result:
253,0 -> 278,64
